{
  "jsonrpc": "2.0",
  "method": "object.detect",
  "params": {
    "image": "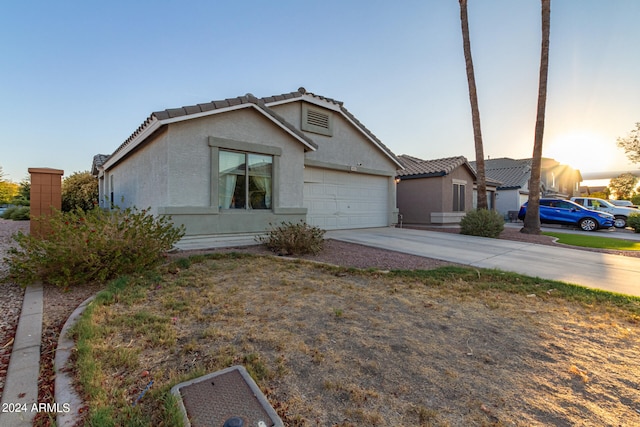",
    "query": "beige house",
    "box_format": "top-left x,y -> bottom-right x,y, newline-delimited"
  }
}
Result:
396,155 -> 487,225
92,88 -> 402,236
